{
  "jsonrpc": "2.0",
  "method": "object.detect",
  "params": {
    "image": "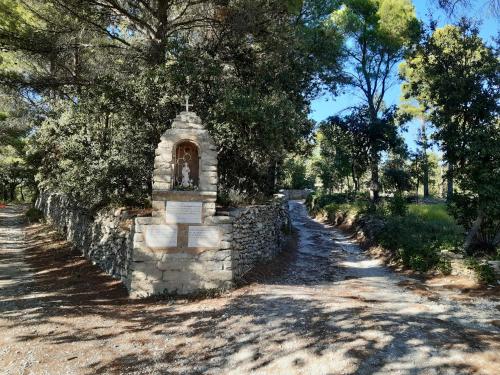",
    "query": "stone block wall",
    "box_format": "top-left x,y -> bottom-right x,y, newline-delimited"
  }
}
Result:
129,214 -> 234,298
231,197 -> 290,279
35,191 -> 134,283
36,192 -> 290,297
